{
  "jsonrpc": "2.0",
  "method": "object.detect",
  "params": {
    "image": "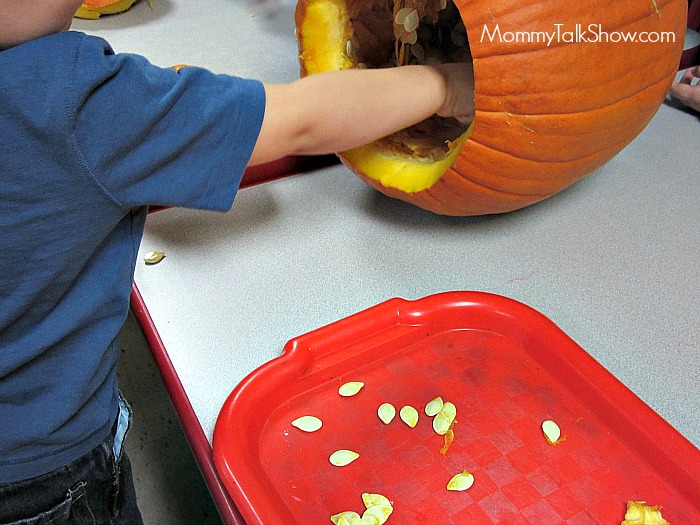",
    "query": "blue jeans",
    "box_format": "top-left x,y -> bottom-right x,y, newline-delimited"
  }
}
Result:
0,396 -> 144,525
